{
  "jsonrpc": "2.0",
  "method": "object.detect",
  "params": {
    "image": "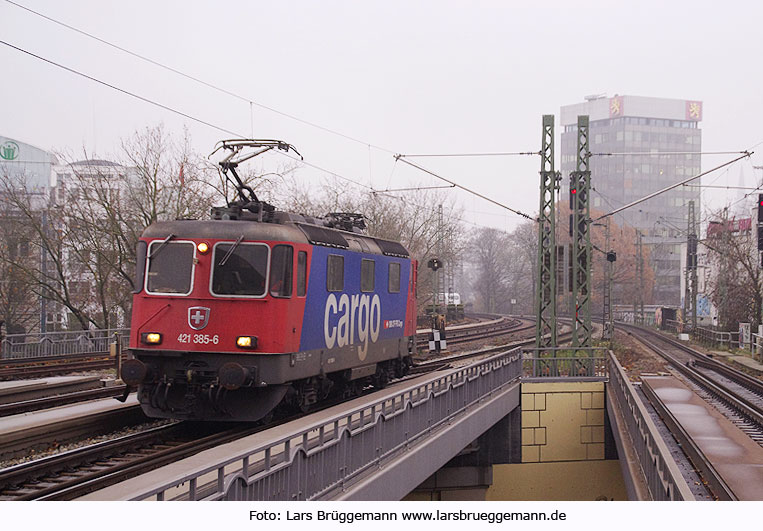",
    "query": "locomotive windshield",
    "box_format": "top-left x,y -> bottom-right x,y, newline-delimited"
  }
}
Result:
211,242 -> 268,296
146,241 -> 195,294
